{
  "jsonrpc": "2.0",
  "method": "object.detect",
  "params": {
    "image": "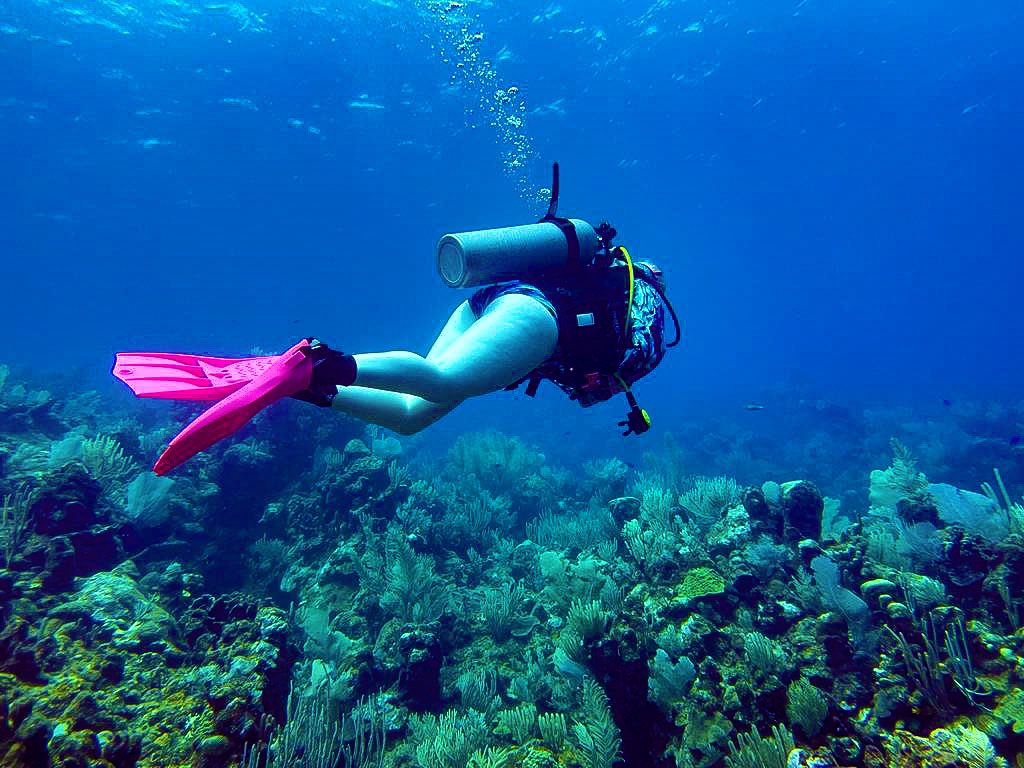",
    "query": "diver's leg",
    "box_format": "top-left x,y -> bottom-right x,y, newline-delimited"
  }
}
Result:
426,300 -> 477,360
350,293 -> 558,402
328,294 -> 556,434
329,387 -> 457,435
327,301 -> 474,434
